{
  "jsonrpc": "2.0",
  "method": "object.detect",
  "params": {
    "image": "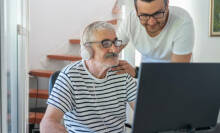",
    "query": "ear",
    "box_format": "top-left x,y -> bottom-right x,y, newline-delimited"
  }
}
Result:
80,45 -> 93,60
166,0 -> 169,8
